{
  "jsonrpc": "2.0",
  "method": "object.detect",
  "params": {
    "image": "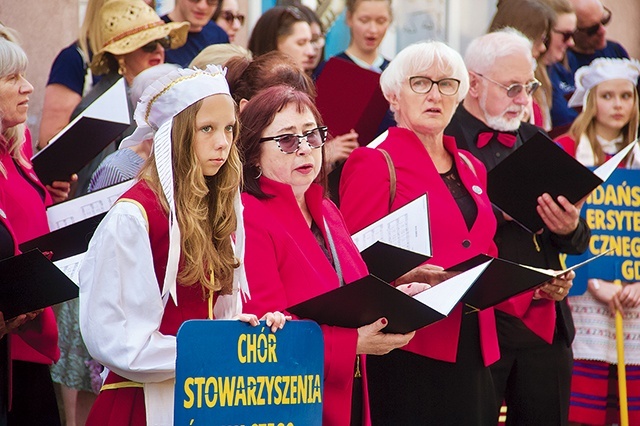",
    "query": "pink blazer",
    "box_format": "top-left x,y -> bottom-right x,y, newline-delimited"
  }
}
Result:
340,127 -> 500,366
242,178 -> 371,426
0,131 -> 59,365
